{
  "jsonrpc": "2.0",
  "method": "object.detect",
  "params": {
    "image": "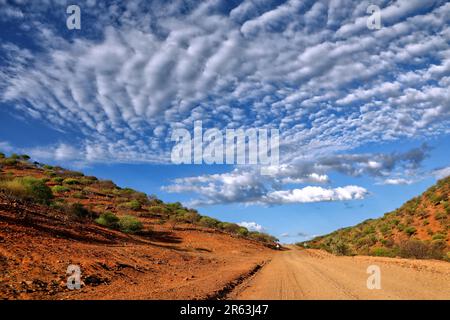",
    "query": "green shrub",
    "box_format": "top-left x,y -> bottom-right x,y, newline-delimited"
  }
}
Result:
356,235 -> 377,247
65,170 -> 84,177
363,225 -> 376,235
248,232 -> 278,243
42,165 -> 54,170
78,177 -> 95,185
51,185 -> 70,193
443,202 -> 450,214
0,177 -> 53,204
435,211 -> 448,220
10,153 -> 20,160
51,177 -> 64,184
166,202 -> 183,212
63,178 -> 80,185
219,222 -> 241,233
331,240 -> 351,256
404,226 -> 417,236
95,212 -> 120,228
432,233 -> 446,240
120,200 -> 142,211
1,158 -> 17,166
370,247 -> 395,257
236,227 -> 249,237
117,188 -> 149,204
147,206 -> 170,216
44,170 -> 56,177
118,215 -> 143,233
19,154 -> 30,161
72,191 -> 87,199
429,193 -> 446,204
0,152 -> 5,159
179,211 -> 201,223
445,252 -> 450,262
198,216 -> 220,228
